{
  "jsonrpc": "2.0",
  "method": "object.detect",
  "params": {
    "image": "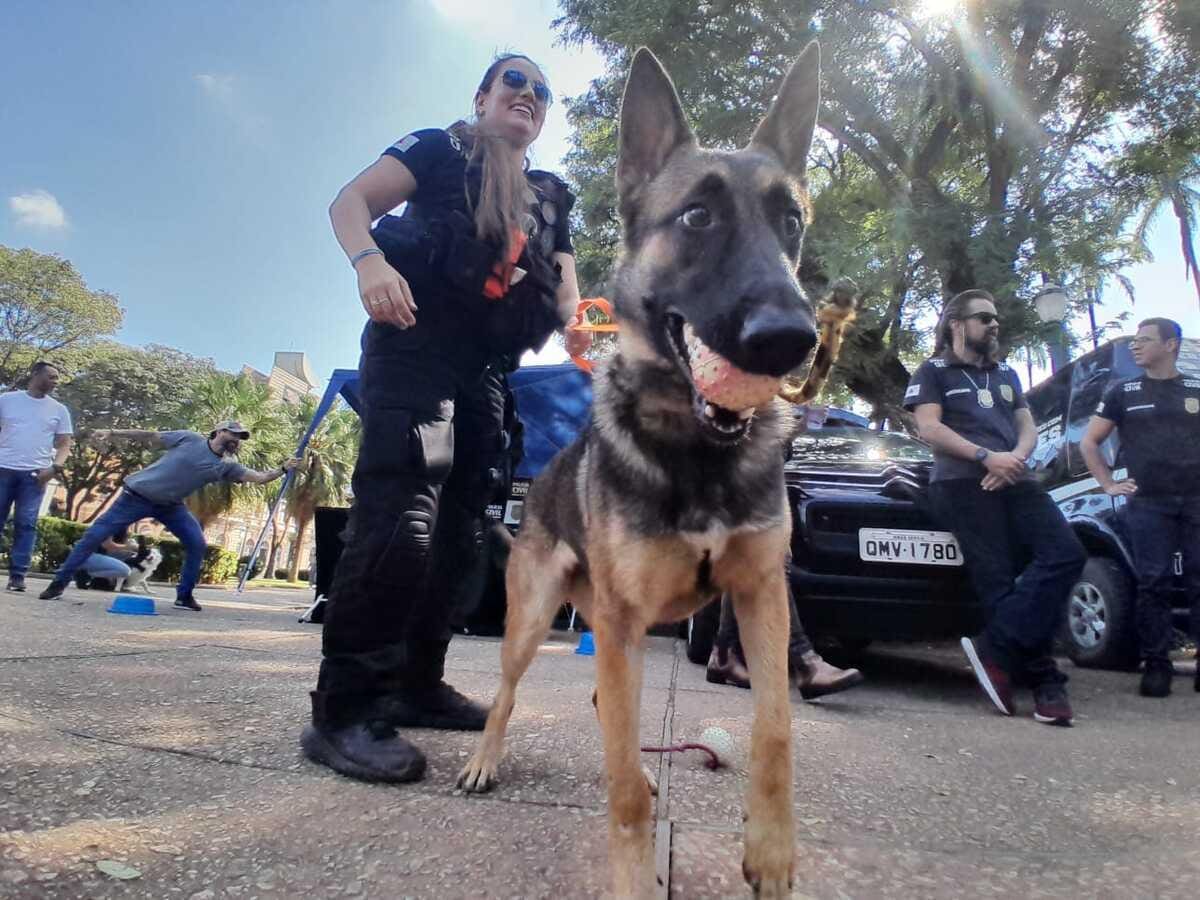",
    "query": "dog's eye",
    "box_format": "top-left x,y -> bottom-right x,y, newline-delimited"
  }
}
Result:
783,212 -> 803,238
679,205 -> 712,229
